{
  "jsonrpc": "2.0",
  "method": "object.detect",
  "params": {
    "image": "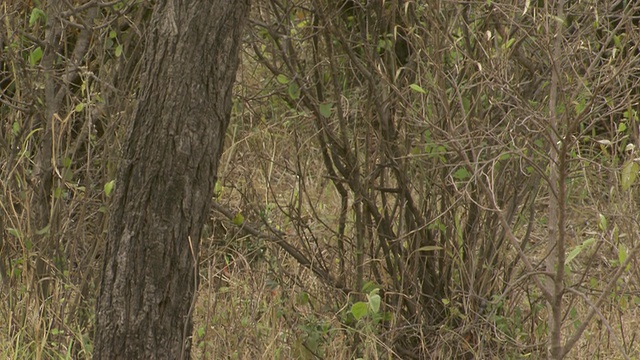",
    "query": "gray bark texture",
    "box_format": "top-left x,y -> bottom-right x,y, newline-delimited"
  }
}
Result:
93,1 -> 250,359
